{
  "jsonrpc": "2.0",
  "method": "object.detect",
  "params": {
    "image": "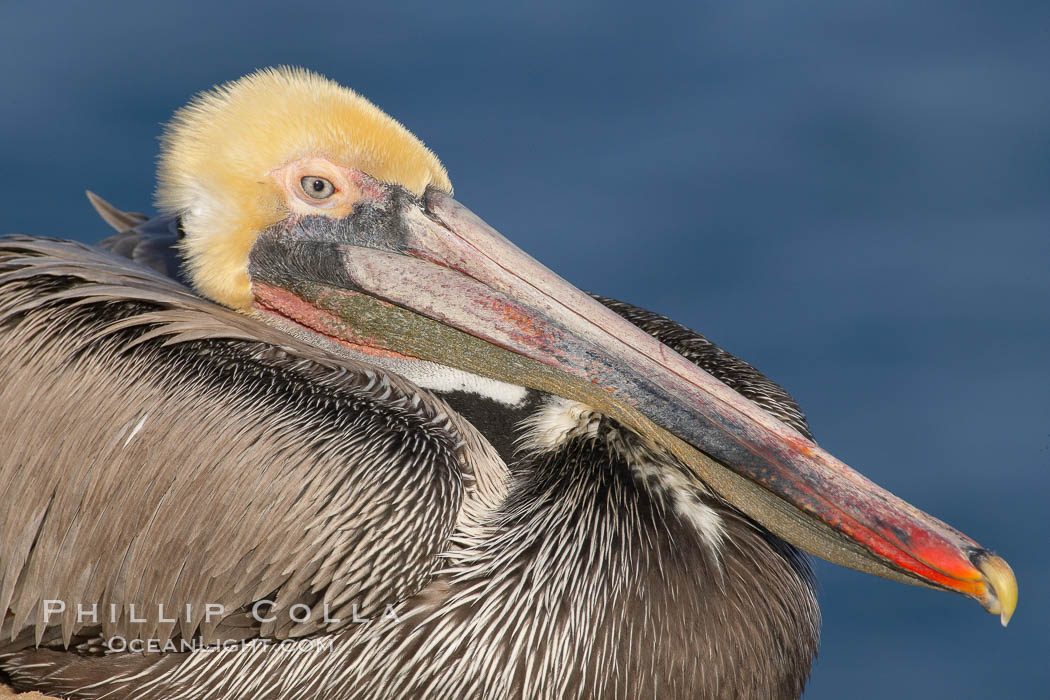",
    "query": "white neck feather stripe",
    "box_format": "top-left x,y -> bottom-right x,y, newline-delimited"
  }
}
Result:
362,356 -> 529,407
